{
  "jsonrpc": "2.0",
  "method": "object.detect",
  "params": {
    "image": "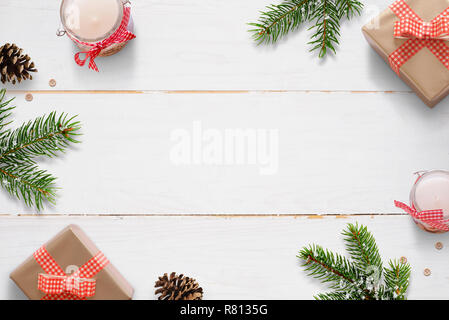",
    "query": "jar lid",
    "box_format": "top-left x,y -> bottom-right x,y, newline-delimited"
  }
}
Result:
410,170 -> 449,218
60,0 -> 123,43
